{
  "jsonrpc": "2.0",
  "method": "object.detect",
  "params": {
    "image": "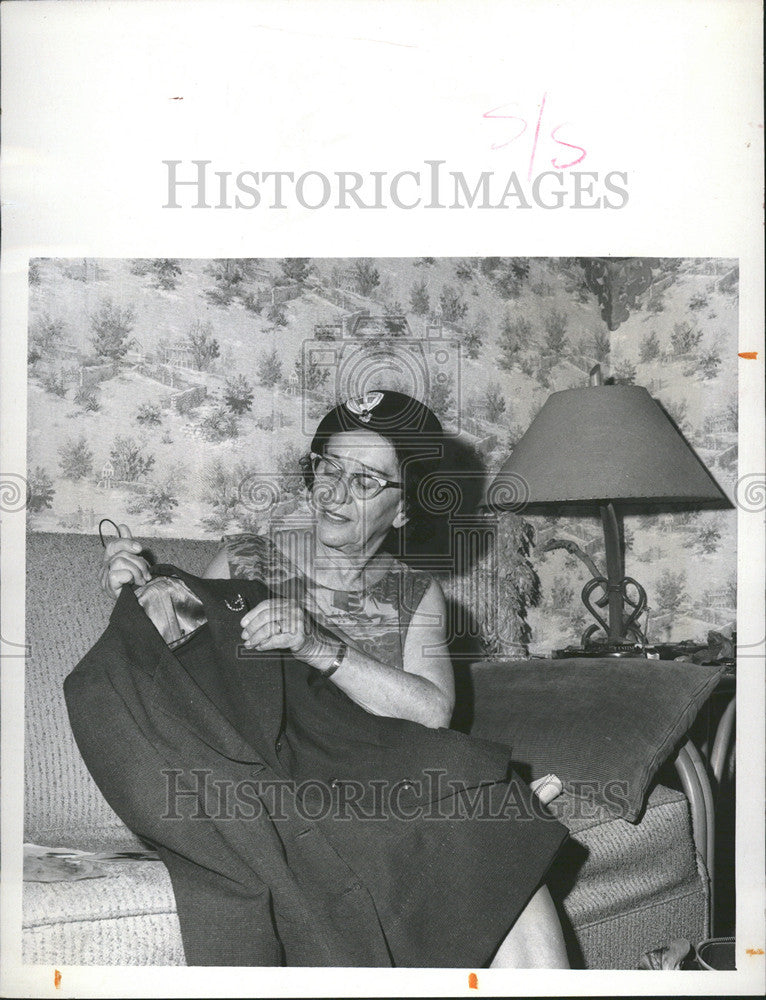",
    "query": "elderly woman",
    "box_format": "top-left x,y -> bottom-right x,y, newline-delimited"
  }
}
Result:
92,389 -> 569,969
